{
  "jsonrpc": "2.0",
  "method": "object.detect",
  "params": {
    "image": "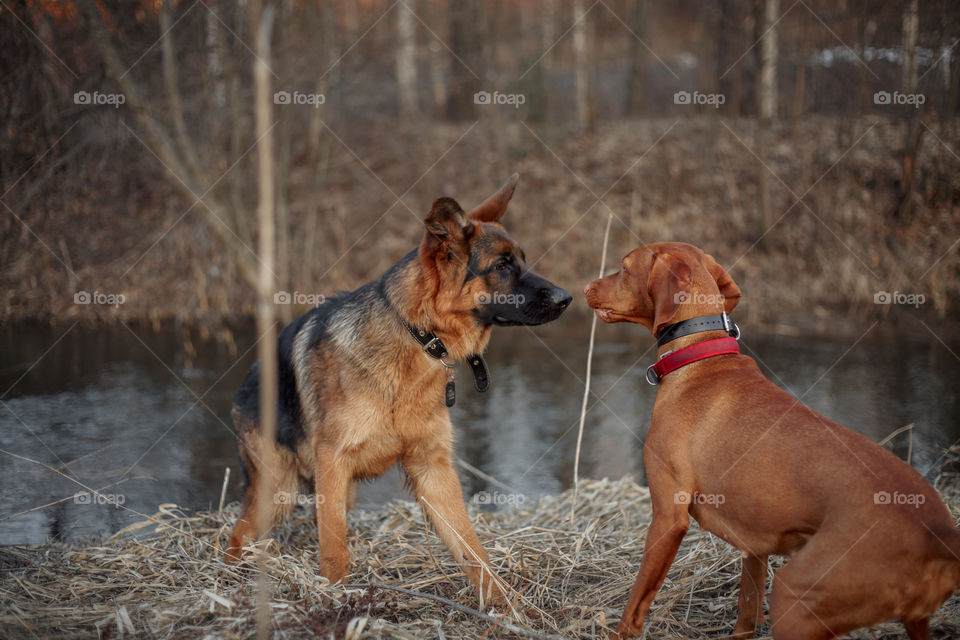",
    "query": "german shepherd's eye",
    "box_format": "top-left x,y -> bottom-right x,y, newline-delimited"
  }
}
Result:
494,258 -> 511,271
